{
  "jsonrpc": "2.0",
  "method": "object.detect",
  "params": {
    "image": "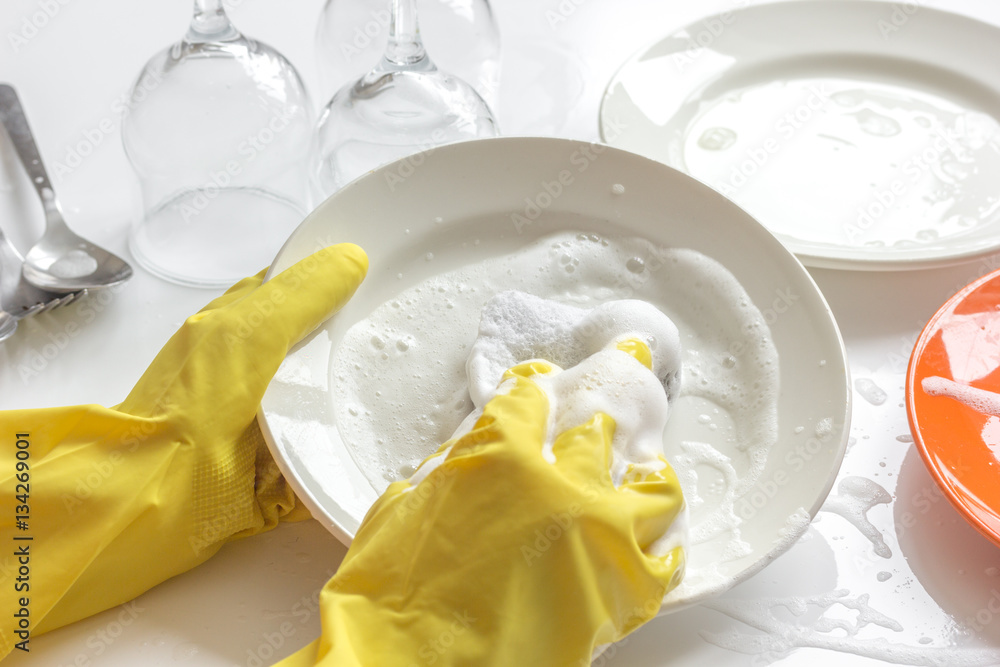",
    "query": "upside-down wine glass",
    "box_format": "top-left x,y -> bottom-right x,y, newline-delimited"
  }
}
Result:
122,0 -> 314,288
313,0 -> 500,197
